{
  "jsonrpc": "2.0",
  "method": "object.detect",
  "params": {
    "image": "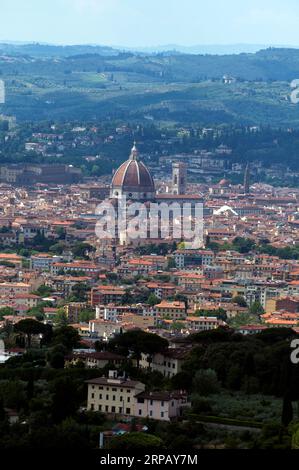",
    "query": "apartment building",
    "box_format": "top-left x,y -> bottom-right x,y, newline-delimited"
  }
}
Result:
186,316 -> 222,331
30,253 -> 62,271
86,372 -> 188,421
155,301 -> 187,320
135,391 -> 189,421
174,249 -> 214,269
90,286 -> 126,306
51,262 -> 100,277
89,319 -> 122,340
140,347 -> 191,378
0,282 -> 31,296
86,372 -> 145,415
66,352 -> 126,369
64,302 -> 89,323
